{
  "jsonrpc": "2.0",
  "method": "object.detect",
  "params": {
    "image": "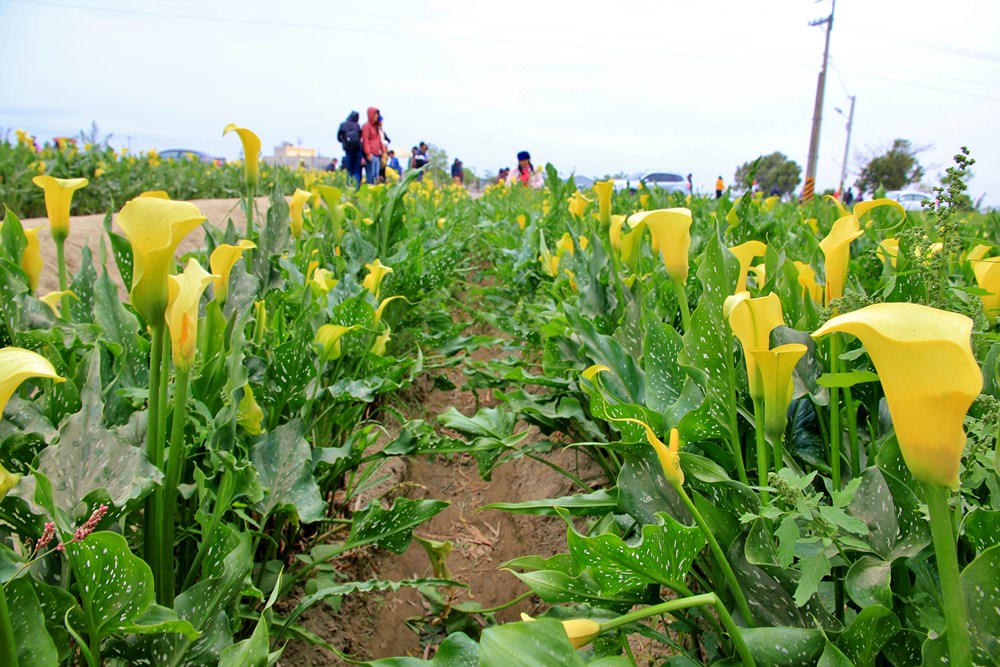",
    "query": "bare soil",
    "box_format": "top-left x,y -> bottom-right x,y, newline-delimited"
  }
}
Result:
23,198 -> 593,665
